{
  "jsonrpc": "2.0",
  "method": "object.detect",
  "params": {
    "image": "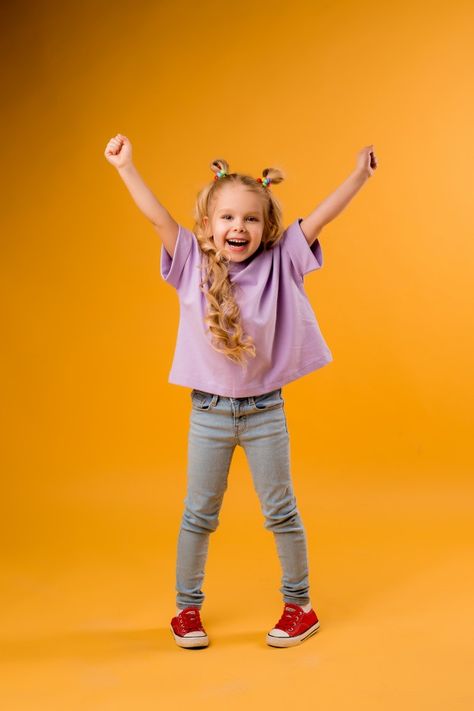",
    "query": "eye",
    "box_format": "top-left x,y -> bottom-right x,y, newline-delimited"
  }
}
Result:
221,215 -> 258,221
